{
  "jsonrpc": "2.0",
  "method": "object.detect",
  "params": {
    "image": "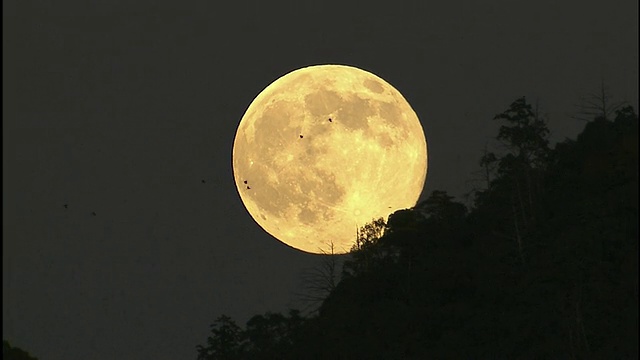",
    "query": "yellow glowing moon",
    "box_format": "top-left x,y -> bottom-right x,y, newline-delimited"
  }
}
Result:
232,64 -> 427,254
